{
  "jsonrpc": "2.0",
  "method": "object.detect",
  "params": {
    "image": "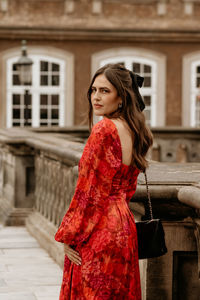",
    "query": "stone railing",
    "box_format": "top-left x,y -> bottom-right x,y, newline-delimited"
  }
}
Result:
150,127 -> 200,163
30,125 -> 200,163
34,152 -> 78,228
